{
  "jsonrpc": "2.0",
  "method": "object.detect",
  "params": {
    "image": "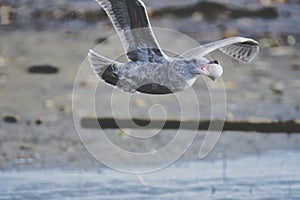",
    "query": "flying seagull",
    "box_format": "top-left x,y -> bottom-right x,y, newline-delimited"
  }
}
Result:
88,0 -> 259,94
